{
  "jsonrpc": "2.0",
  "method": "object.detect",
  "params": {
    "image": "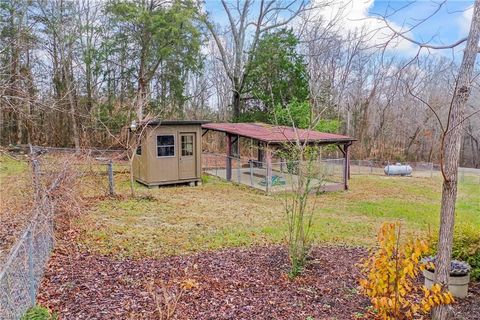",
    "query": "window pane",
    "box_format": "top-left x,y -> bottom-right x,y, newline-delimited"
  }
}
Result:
157,135 -> 174,146
181,135 -> 194,156
157,135 -> 175,157
157,146 -> 175,157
